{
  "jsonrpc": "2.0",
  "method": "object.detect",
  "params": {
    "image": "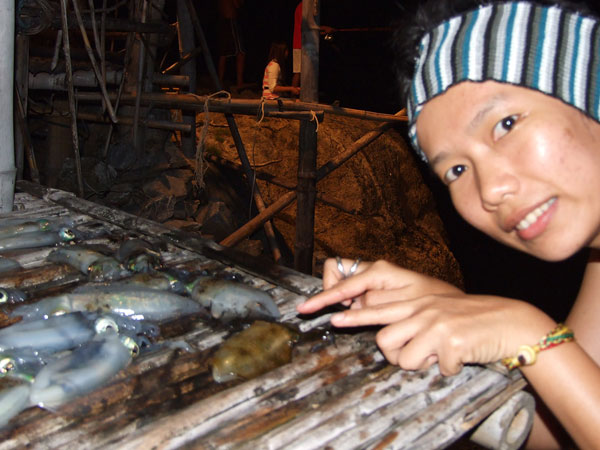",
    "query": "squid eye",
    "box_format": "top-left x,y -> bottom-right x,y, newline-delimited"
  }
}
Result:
95,317 -> 119,334
59,228 -> 76,241
0,289 -> 8,304
120,336 -> 140,357
0,357 -> 15,375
